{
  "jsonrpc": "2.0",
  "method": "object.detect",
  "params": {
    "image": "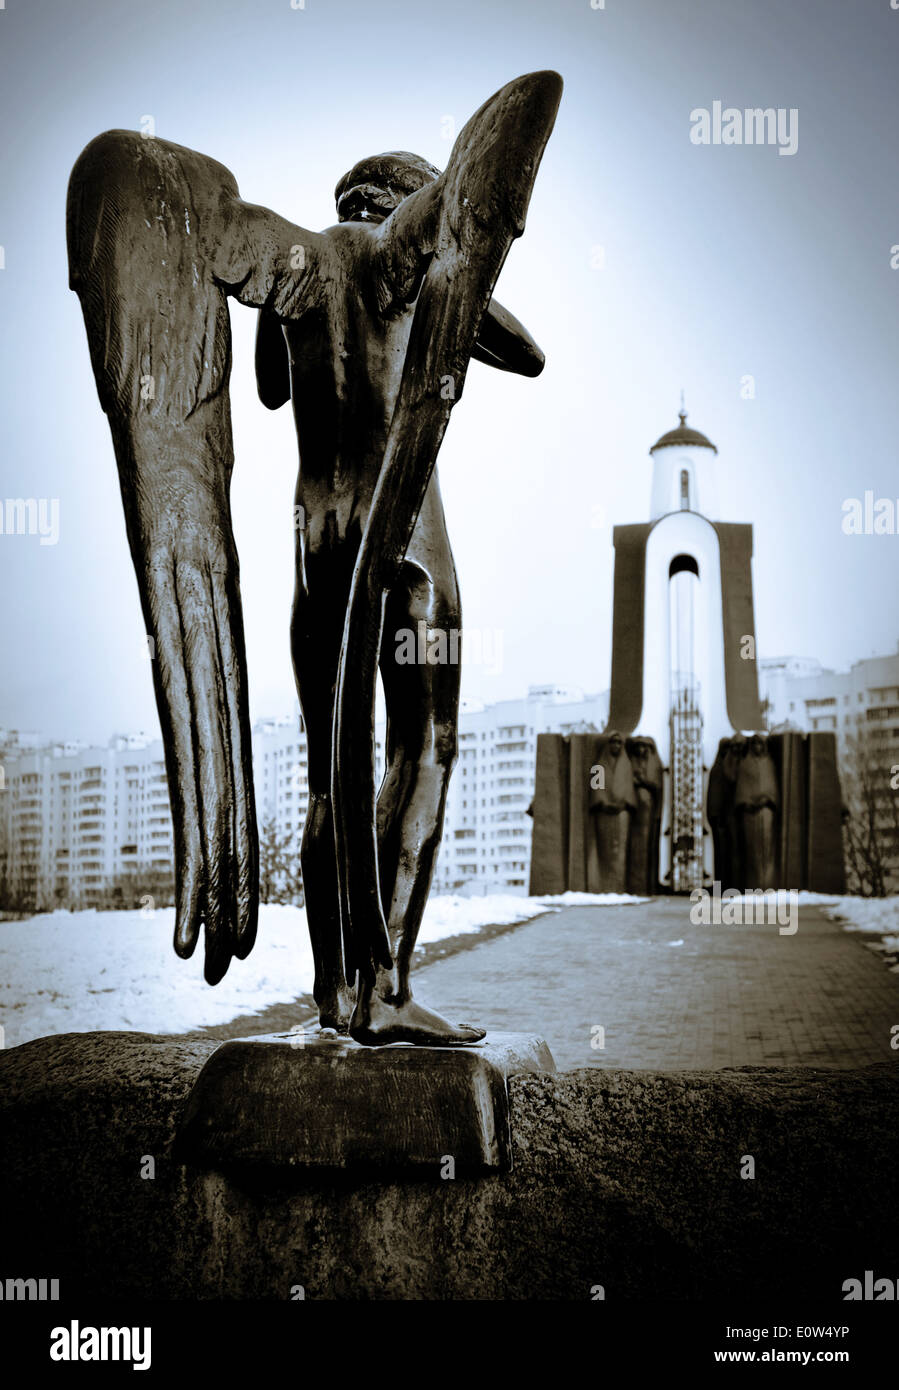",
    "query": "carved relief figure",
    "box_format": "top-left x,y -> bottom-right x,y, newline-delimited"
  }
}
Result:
625,736 -> 663,895
735,733 -> 779,890
587,731 -> 637,893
